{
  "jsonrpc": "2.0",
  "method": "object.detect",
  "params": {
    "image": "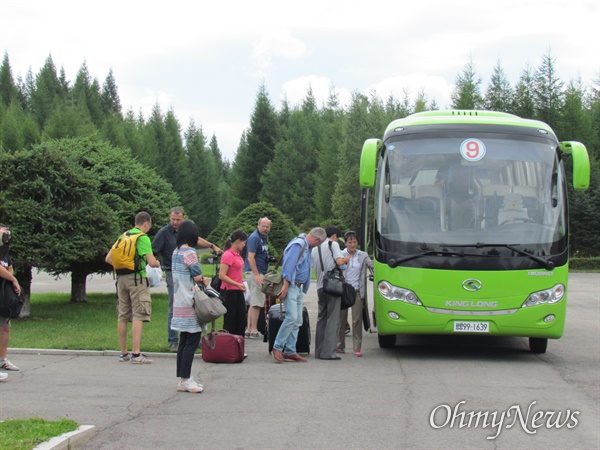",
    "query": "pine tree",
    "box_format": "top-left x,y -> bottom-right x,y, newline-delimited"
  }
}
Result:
533,48 -> 564,128
450,57 -> 484,110
31,55 -> 62,127
259,109 -> 318,223
101,69 -> 122,118
485,60 -> 513,112
0,53 -> 20,108
314,87 -> 346,222
72,61 -> 103,127
511,63 -> 536,118
229,83 -> 279,215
